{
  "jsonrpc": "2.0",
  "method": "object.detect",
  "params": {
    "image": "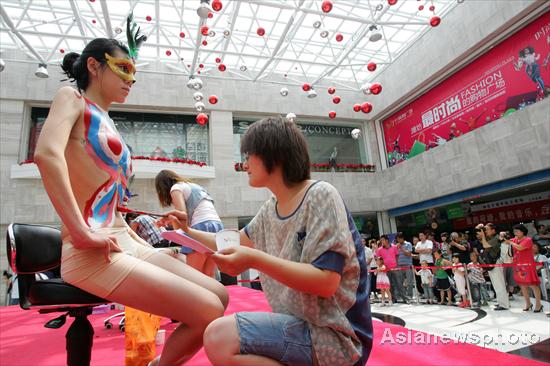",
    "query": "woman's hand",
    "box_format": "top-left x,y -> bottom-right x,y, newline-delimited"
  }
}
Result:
212,246 -> 254,276
158,210 -> 189,232
73,230 -> 122,262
